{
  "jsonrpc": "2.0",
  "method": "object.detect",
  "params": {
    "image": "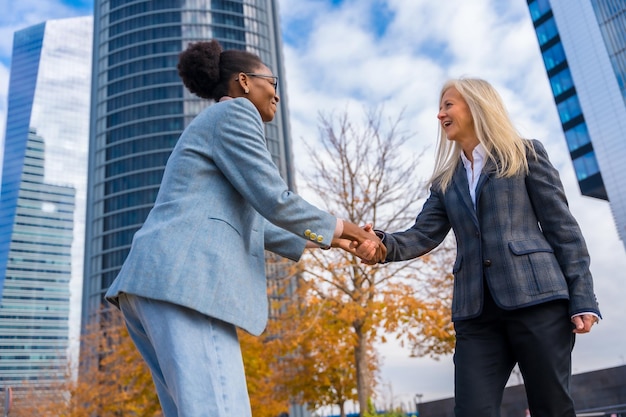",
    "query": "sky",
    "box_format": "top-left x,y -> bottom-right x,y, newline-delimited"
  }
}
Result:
1,0 -> 625,412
